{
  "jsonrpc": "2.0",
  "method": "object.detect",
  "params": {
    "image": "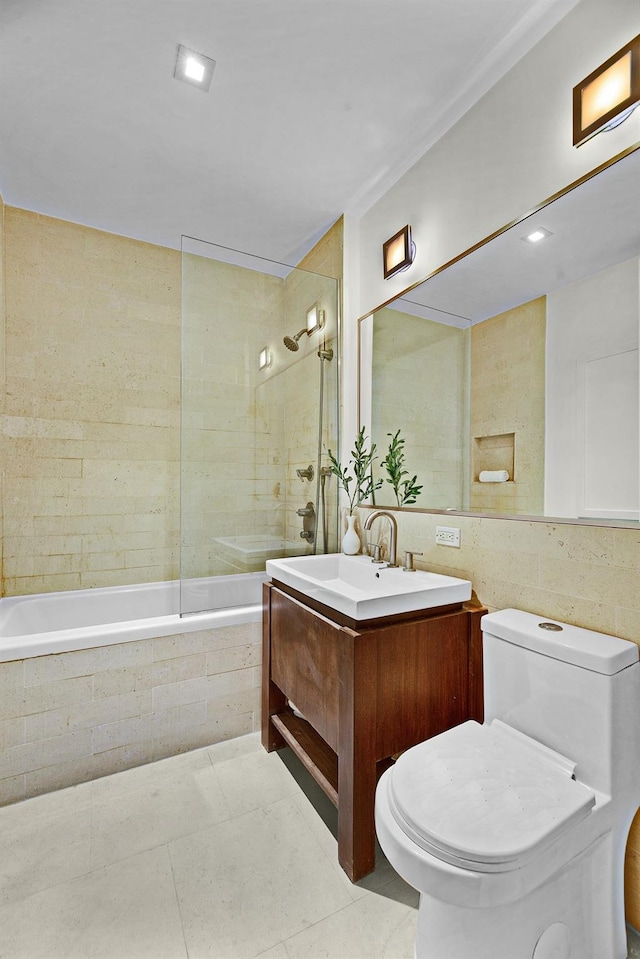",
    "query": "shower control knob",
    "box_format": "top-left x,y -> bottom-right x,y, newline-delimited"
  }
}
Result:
296,504 -> 315,517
